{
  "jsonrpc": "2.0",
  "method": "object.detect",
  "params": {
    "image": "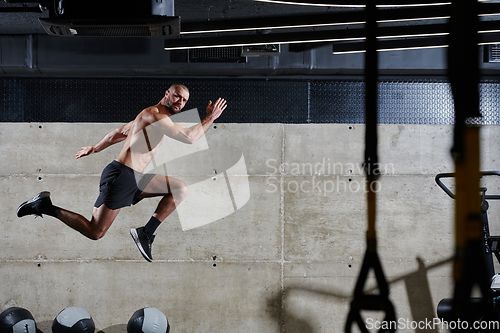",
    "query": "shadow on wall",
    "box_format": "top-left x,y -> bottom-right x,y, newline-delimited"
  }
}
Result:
267,256 -> 453,333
